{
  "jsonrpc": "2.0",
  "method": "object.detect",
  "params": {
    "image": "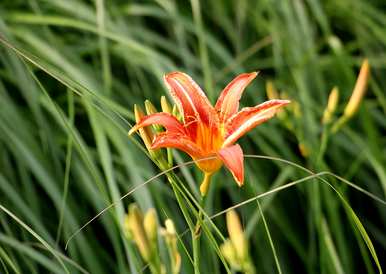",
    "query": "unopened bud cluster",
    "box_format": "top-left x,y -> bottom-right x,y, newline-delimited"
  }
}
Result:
124,204 -> 181,274
266,59 -> 370,157
331,59 -> 370,133
131,97 -> 177,170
